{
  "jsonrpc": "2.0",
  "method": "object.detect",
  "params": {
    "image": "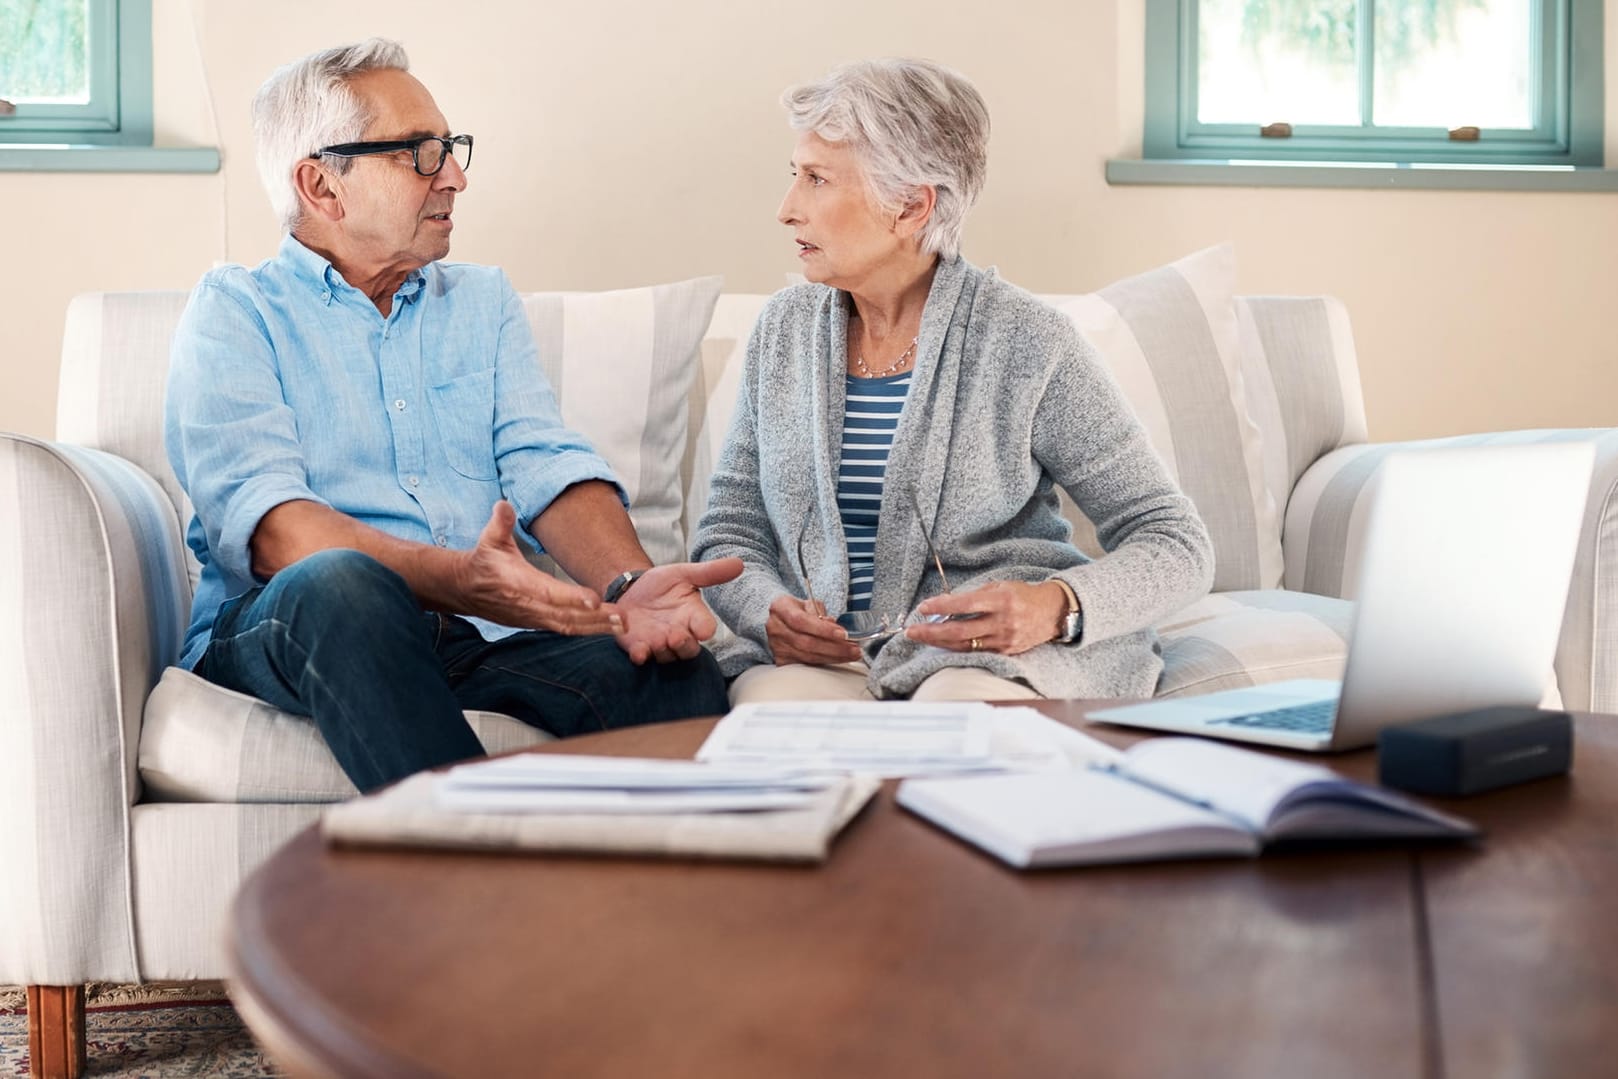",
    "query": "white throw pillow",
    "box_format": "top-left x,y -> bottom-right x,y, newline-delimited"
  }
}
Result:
522,277 -> 723,567
1041,244 -> 1282,591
